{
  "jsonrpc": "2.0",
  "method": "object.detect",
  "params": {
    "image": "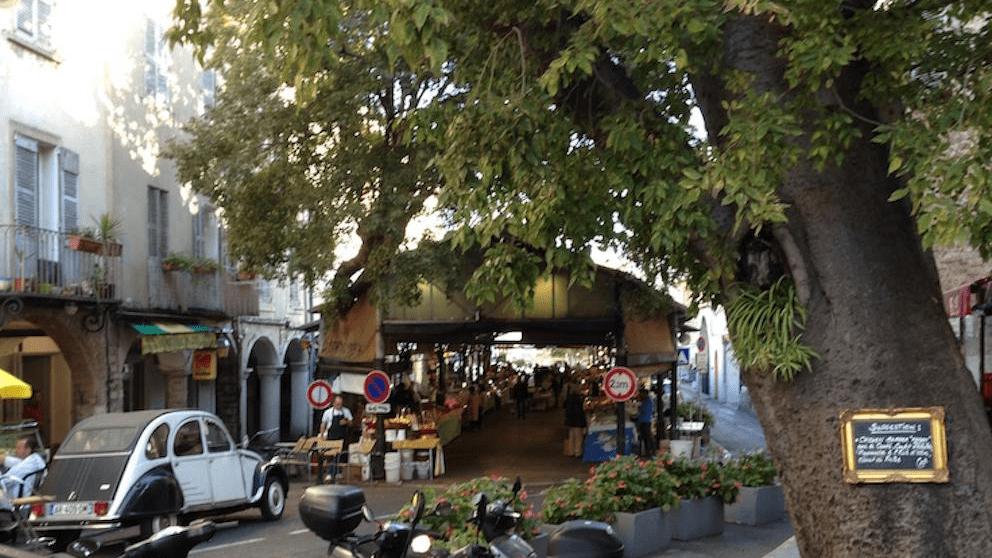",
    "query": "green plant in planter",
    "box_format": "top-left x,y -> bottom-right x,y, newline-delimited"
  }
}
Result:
395,475 -> 541,551
542,456 -> 680,524
162,253 -> 195,271
676,402 -> 715,426
726,451 -> 778,487
192,257 -> 221,273
93,213 -> 123,242
661,456 -> 740,504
